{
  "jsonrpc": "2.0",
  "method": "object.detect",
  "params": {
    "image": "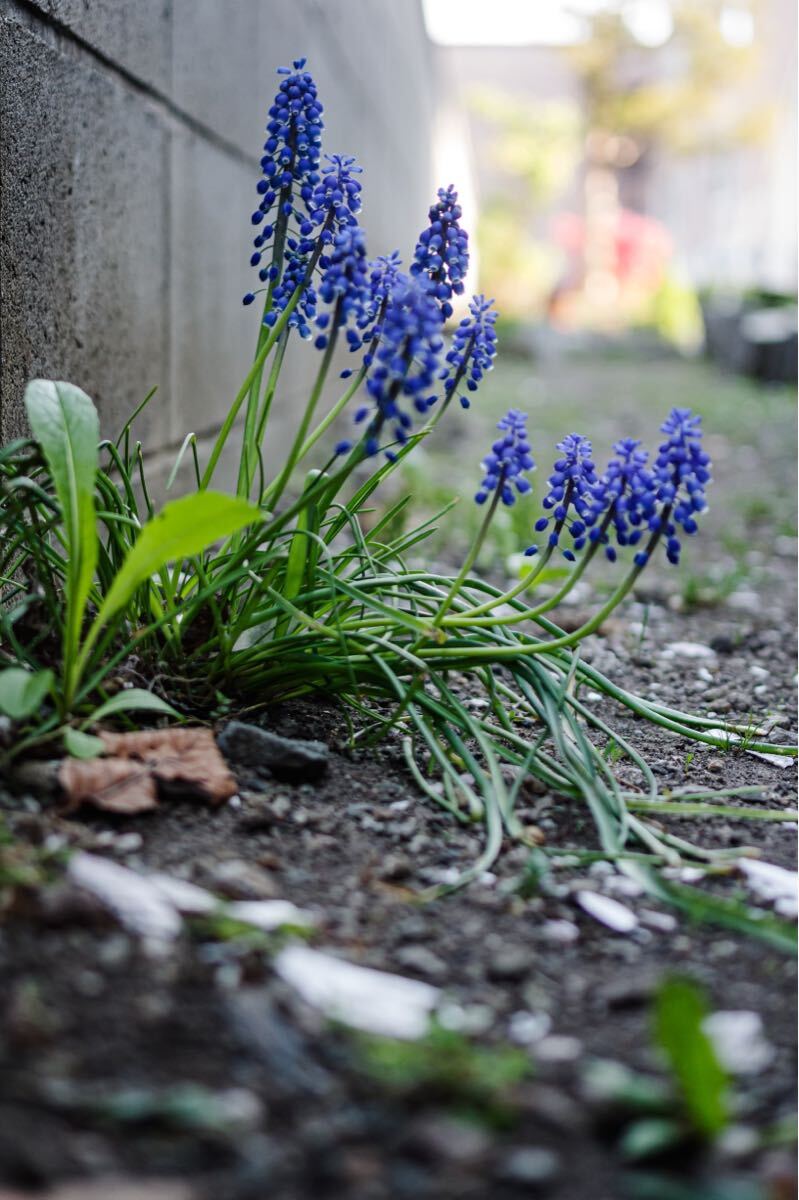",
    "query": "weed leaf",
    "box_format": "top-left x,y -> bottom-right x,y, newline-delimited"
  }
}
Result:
24,380 -> 99,657
654,977 -> 728,1137
0,667 -> 54,720
94,492 -> 261,628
